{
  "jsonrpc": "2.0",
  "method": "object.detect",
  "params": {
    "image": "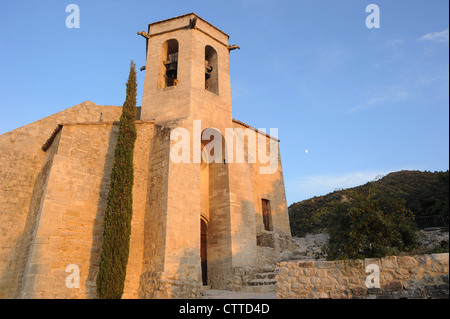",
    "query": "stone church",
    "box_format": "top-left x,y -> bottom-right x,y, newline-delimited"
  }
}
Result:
0,13 -> 294,299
